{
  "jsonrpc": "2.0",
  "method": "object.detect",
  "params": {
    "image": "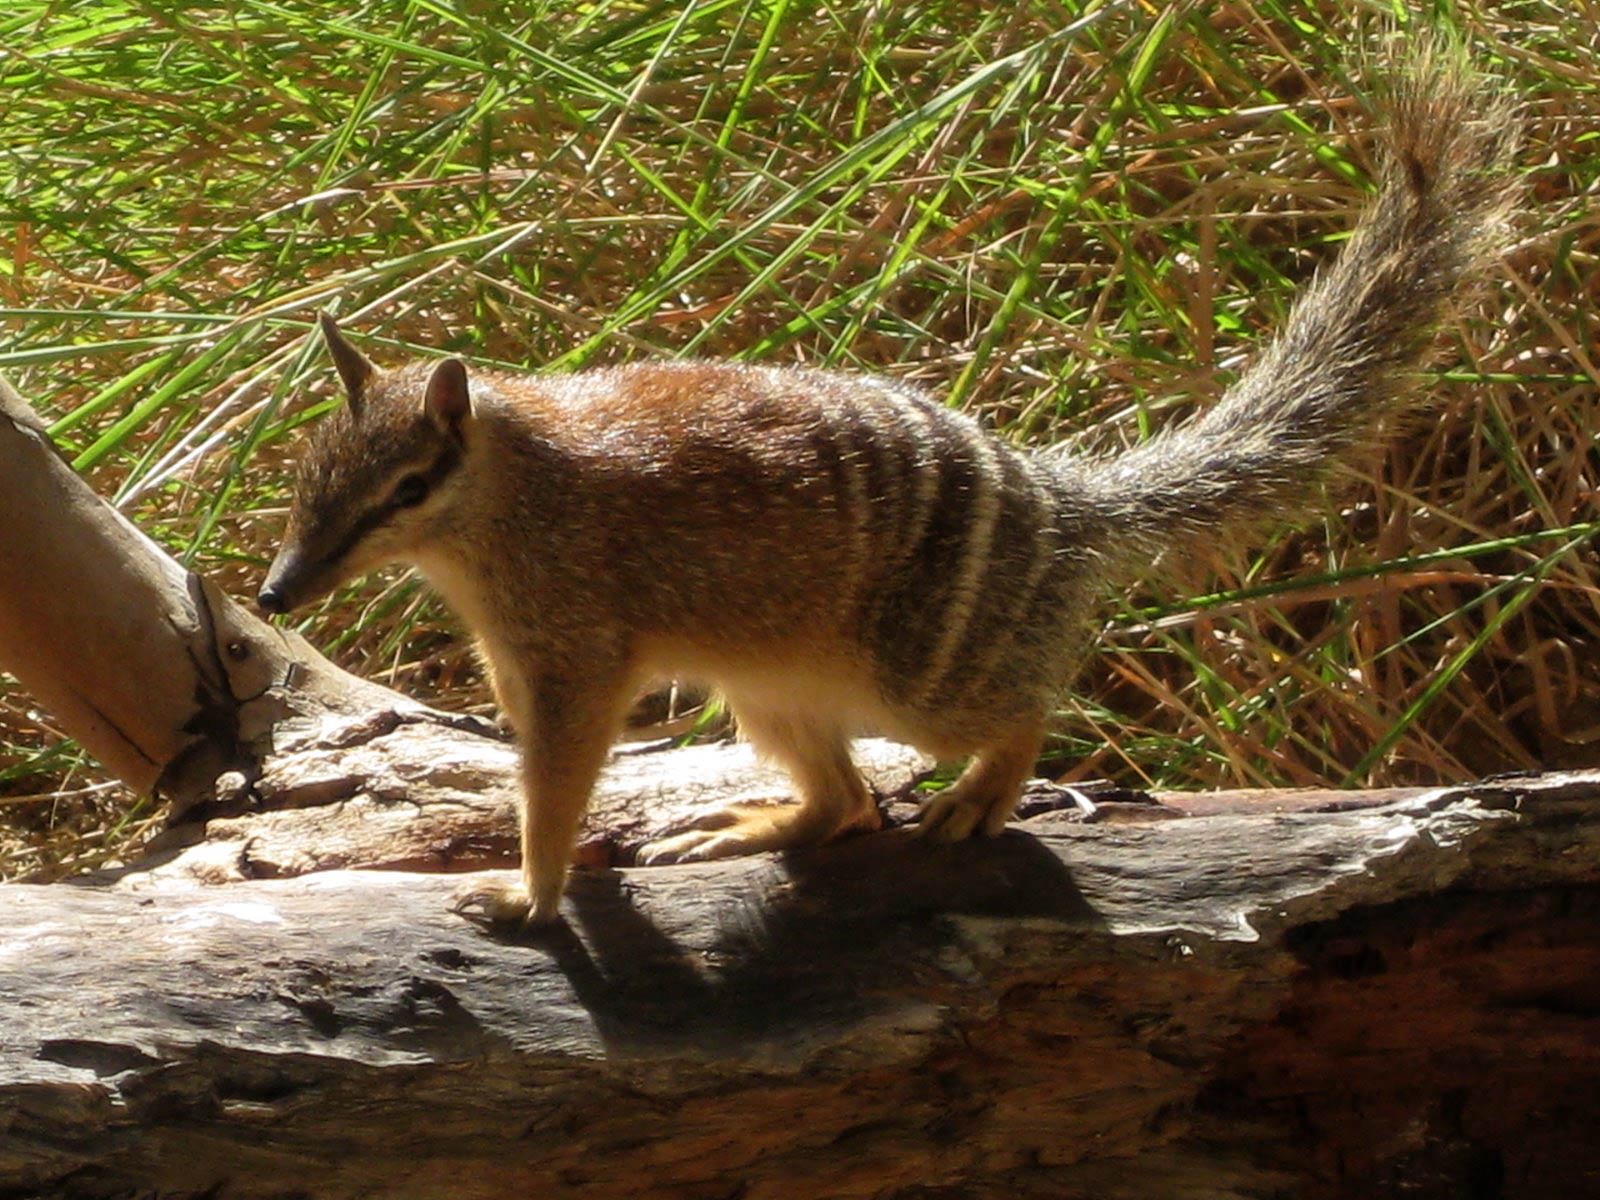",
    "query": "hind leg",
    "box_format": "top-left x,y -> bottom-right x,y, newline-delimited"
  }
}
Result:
638,702 -> 879,865
918,716 -> 1045,841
